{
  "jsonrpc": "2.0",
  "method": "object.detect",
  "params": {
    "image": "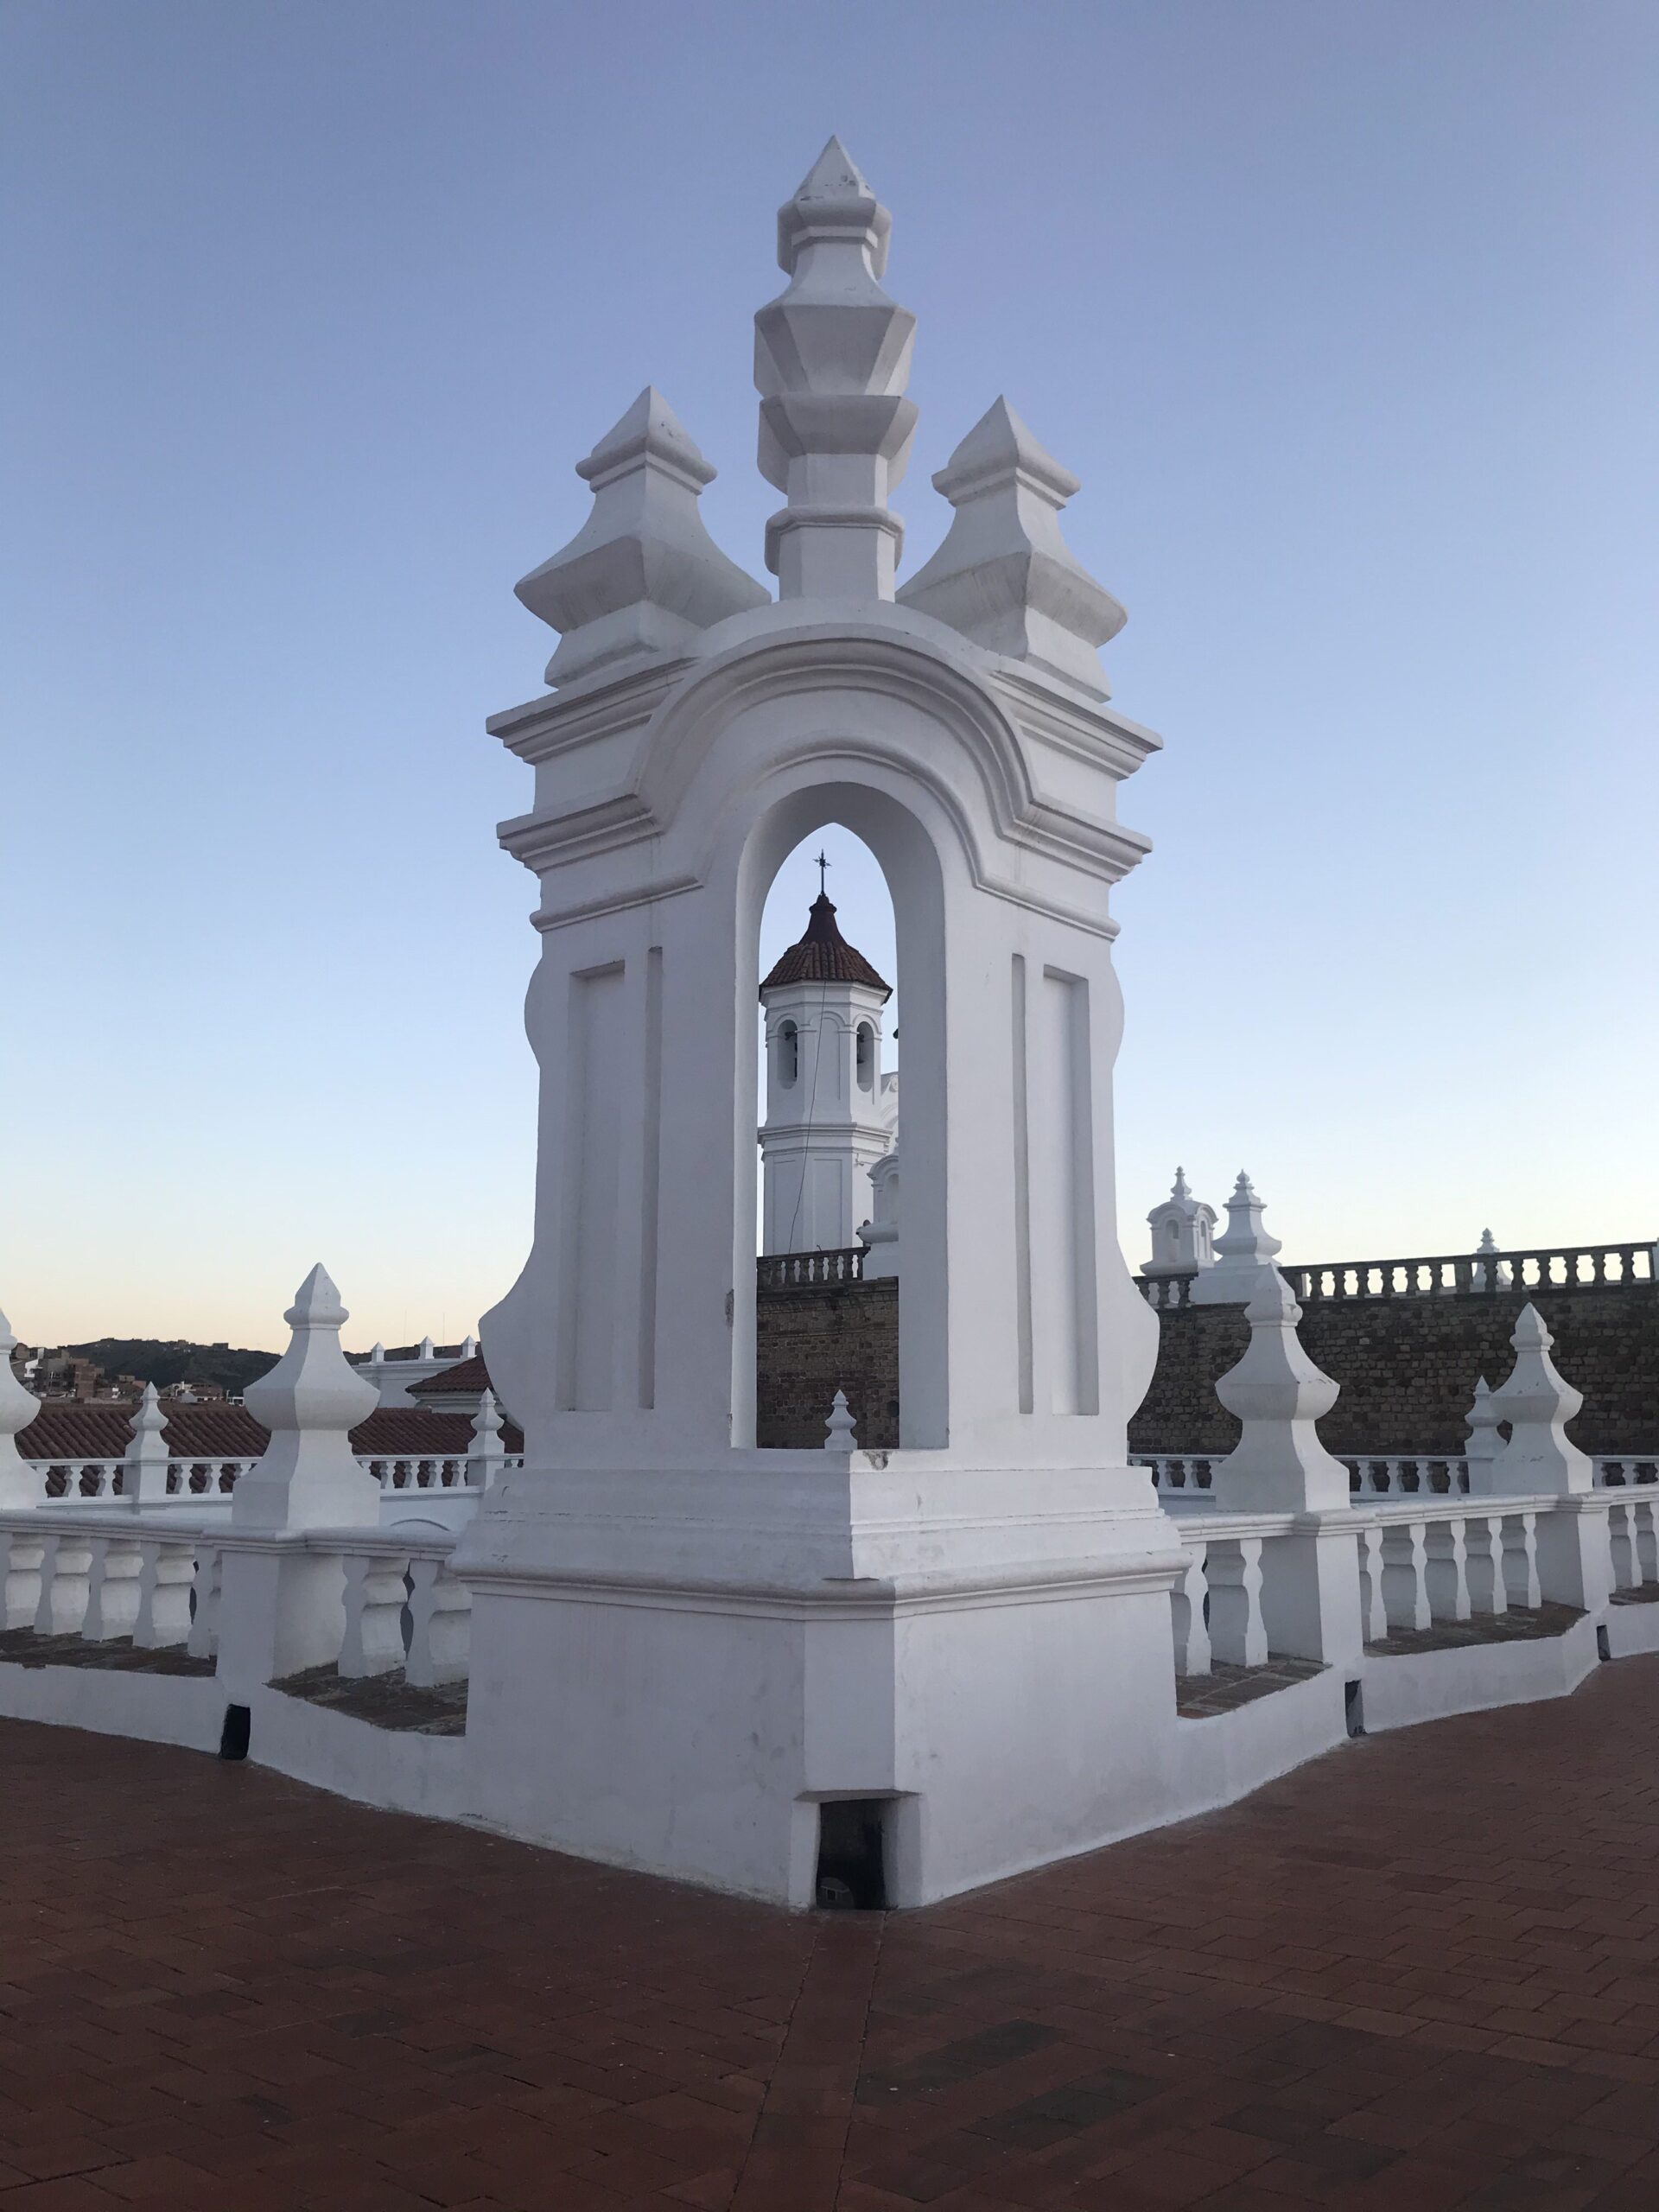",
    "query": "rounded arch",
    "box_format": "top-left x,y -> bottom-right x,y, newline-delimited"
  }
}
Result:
728,769 -> 949,1452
